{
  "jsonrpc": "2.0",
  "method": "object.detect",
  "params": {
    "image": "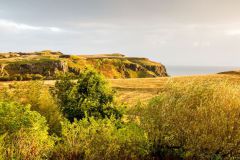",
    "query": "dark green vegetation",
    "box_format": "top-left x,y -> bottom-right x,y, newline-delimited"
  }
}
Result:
1,69 -> 240,159
0,50 -> 168,81
218,70 -> 240,76
53,70 -> 122,122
